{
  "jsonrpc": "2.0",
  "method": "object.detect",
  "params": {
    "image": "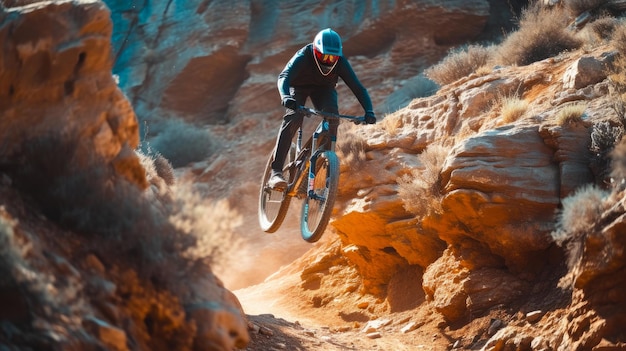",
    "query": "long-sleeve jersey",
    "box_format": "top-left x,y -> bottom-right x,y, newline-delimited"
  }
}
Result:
277,44 -> 374,114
